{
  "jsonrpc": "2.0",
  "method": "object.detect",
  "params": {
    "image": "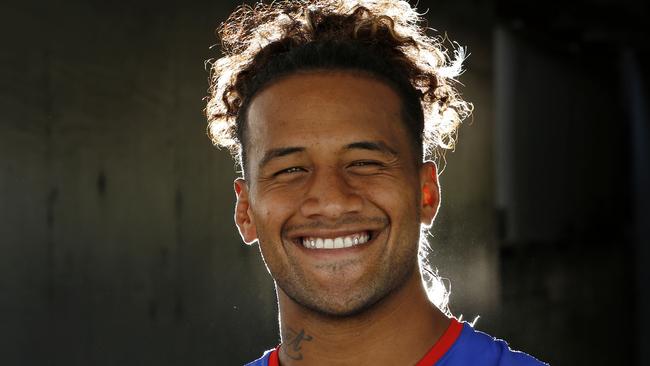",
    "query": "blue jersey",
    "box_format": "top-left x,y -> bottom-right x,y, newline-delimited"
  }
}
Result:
434,323 -> 546,365
244,320 -> 547,366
